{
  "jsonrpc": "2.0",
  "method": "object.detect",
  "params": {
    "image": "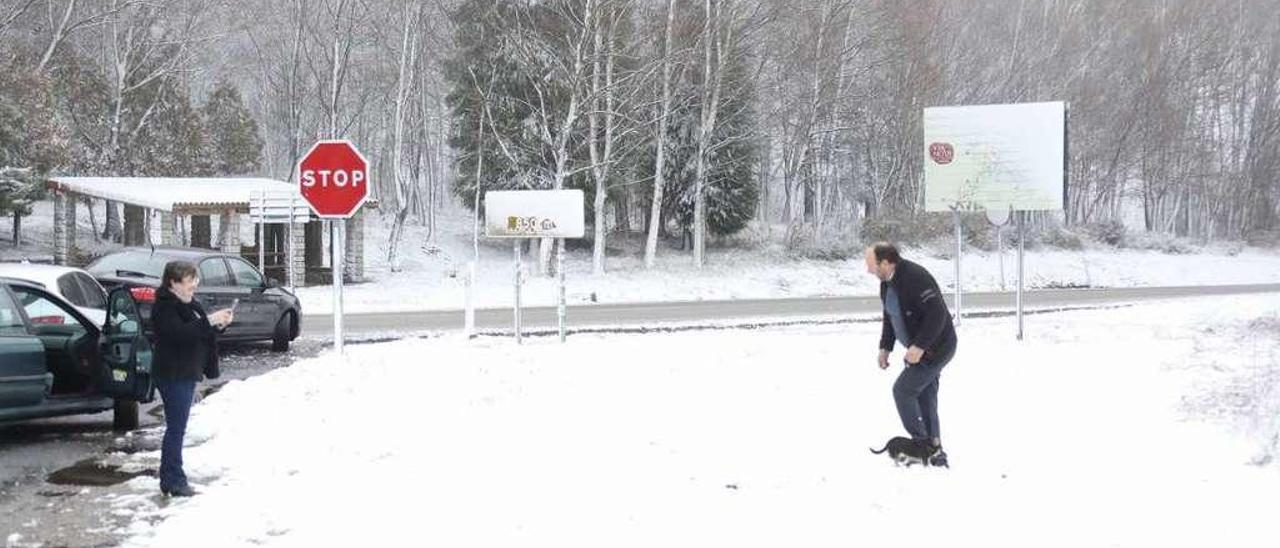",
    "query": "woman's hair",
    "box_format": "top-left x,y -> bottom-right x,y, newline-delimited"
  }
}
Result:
162,260 -> 199,289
